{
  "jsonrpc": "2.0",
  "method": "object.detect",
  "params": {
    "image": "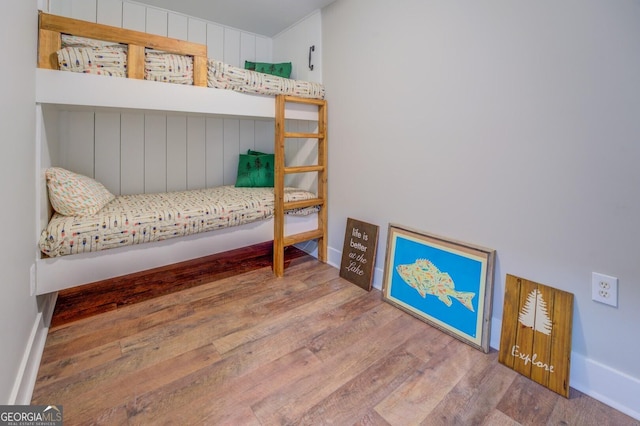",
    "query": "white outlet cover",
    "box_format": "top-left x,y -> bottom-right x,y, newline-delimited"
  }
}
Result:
592,272 -> 618,307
